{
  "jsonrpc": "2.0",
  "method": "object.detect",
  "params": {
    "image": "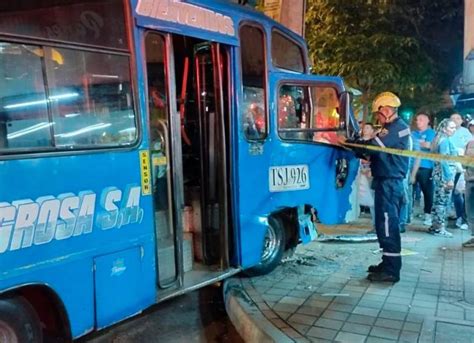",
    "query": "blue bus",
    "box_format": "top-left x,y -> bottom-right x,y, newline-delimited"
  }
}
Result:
0,0 -> 358,341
